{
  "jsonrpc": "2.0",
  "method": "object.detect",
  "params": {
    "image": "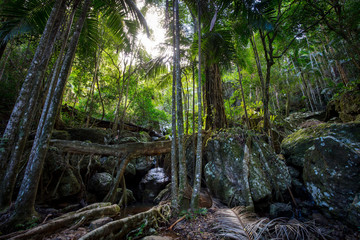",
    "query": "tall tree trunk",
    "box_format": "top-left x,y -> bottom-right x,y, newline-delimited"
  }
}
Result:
191,1 -> 203,209
170,1 -> 178,211
96,69 -> 105,121
85,71 -> 97,127
204,63 -> 227,130
0,0 -> 68,210
237,65 -> 250,129
263,61 -> 272,133
174,0 -> 187,209
0,0 -> 67,179
7,0 -> 91,225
